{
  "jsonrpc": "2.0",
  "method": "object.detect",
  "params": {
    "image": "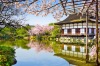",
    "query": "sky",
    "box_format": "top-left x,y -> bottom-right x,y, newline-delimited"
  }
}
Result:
23,14 -> 67,26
